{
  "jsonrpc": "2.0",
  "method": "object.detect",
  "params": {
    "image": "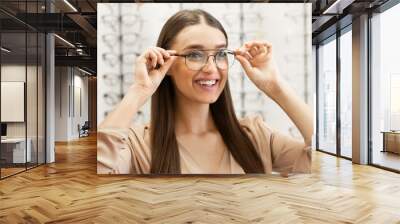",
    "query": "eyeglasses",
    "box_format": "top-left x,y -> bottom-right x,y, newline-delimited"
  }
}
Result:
172,49 -> 236,71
